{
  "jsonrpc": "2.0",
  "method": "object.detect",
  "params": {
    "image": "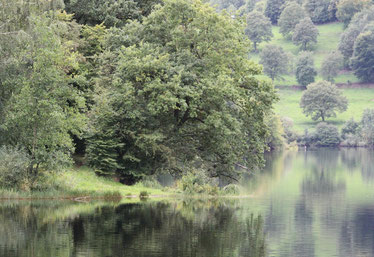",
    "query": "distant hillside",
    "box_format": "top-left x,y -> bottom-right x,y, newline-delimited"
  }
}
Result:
250,22 -> 359,86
